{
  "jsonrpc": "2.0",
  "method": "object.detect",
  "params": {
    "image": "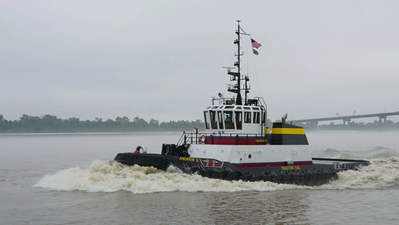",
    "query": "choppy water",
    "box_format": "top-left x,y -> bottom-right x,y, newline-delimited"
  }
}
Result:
1,131 -> 399,224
